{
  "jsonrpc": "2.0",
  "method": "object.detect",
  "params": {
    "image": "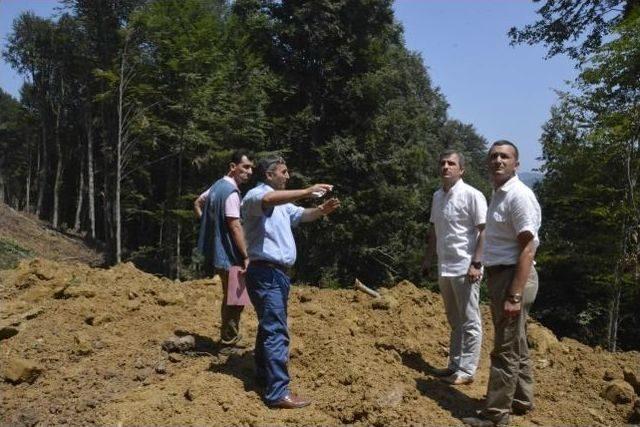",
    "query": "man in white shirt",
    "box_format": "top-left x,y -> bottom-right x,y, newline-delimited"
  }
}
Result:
463,141 -> 541,427
422,150 -> 487,386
